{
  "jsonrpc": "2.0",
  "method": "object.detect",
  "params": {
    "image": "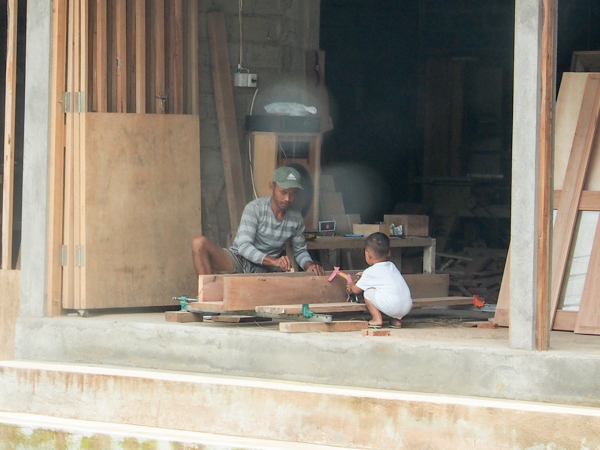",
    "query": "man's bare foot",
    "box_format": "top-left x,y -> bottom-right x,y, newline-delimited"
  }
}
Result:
368,321 -> 383,329
389,318 -> 402,328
